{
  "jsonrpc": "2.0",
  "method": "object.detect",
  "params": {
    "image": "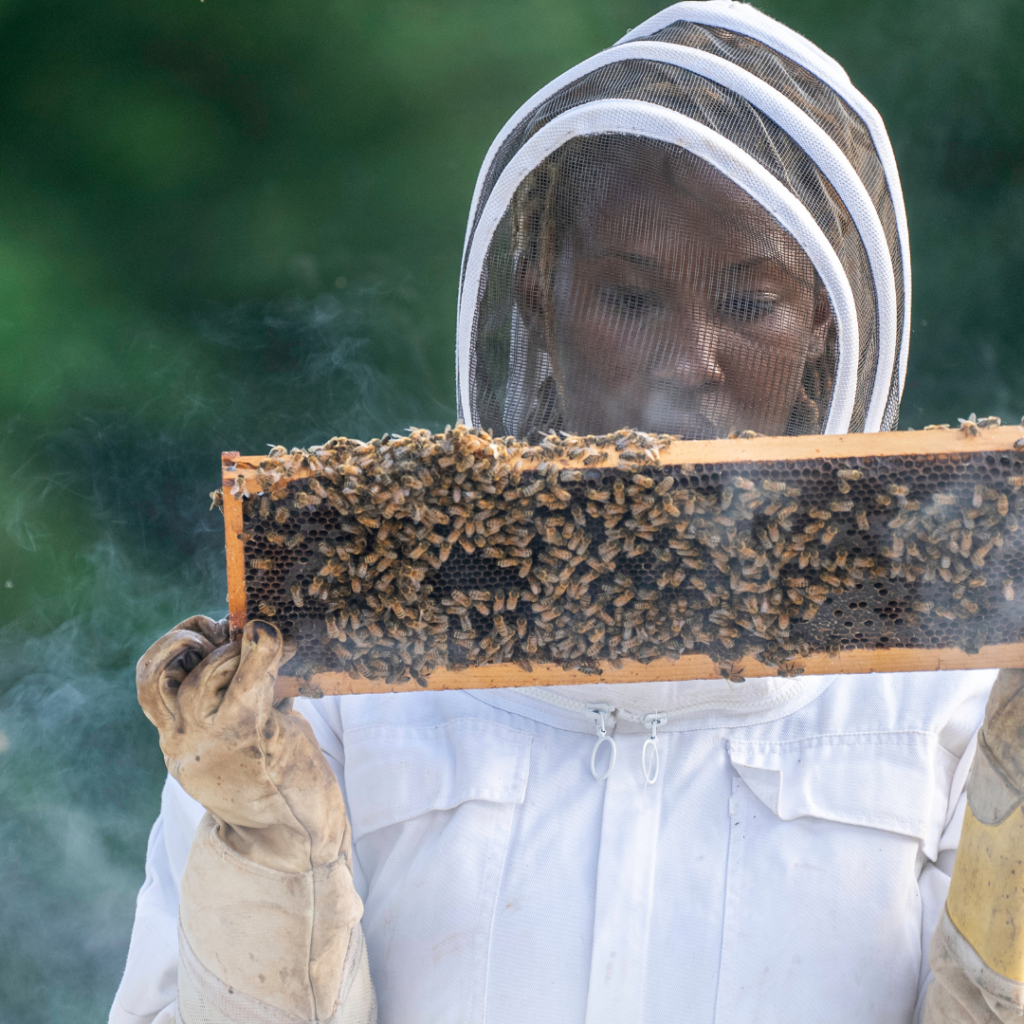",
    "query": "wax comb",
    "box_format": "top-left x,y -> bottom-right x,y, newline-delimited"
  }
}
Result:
216,420 -> 1024,699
